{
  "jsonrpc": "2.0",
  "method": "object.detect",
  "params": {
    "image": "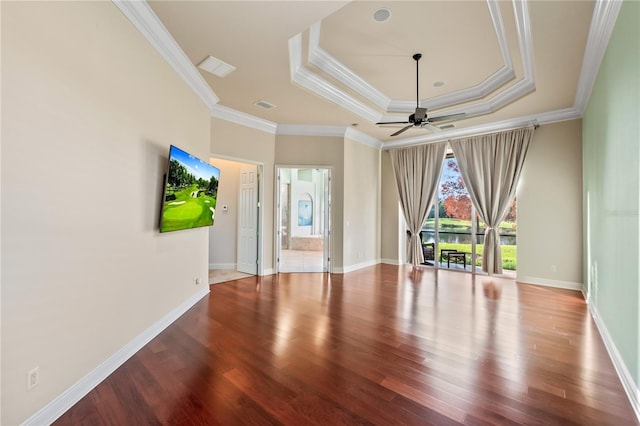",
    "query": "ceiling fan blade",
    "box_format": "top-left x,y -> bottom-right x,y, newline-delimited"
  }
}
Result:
414,107 -> 427,121
428,113 -> 466,123
391,124 -> 414,137
376,121 -> 410,125
423,123 -> 442,133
